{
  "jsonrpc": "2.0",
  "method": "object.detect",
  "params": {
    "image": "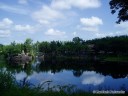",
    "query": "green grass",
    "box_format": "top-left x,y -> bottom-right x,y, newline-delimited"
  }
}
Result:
104,56 -> 128,63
